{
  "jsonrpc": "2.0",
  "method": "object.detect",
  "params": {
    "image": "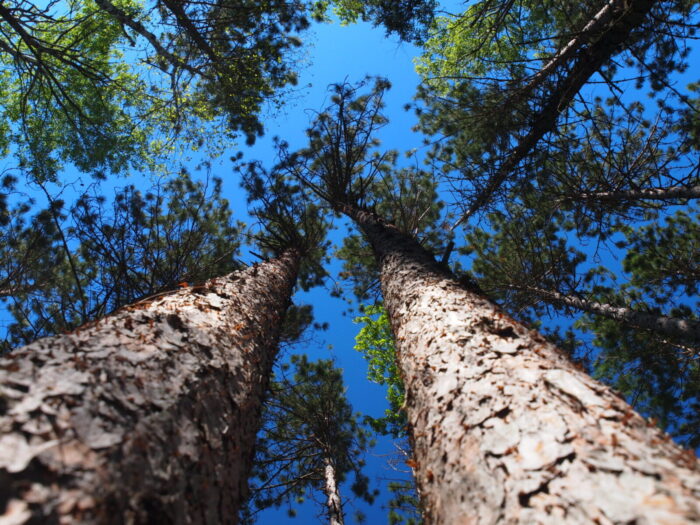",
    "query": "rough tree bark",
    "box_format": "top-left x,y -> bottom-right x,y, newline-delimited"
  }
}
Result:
0,249 -> 300,524
521,286 -> 700,345
572,185 -> 700,203
342,205 -> 700,524
324,456 -> 344,525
